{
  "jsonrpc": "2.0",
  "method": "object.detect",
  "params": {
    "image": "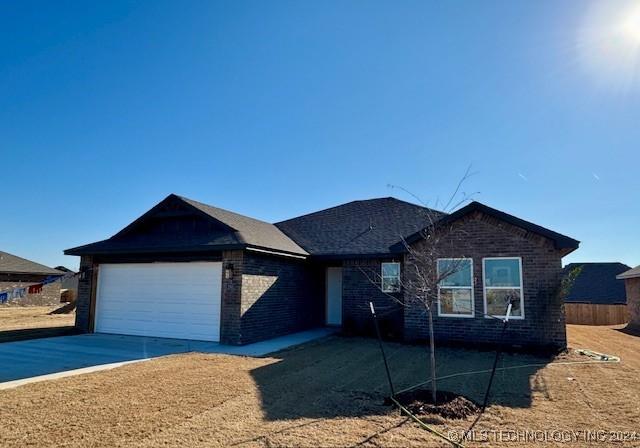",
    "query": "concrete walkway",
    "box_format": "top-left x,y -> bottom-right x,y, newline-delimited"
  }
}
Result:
0,328 -> 335,388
